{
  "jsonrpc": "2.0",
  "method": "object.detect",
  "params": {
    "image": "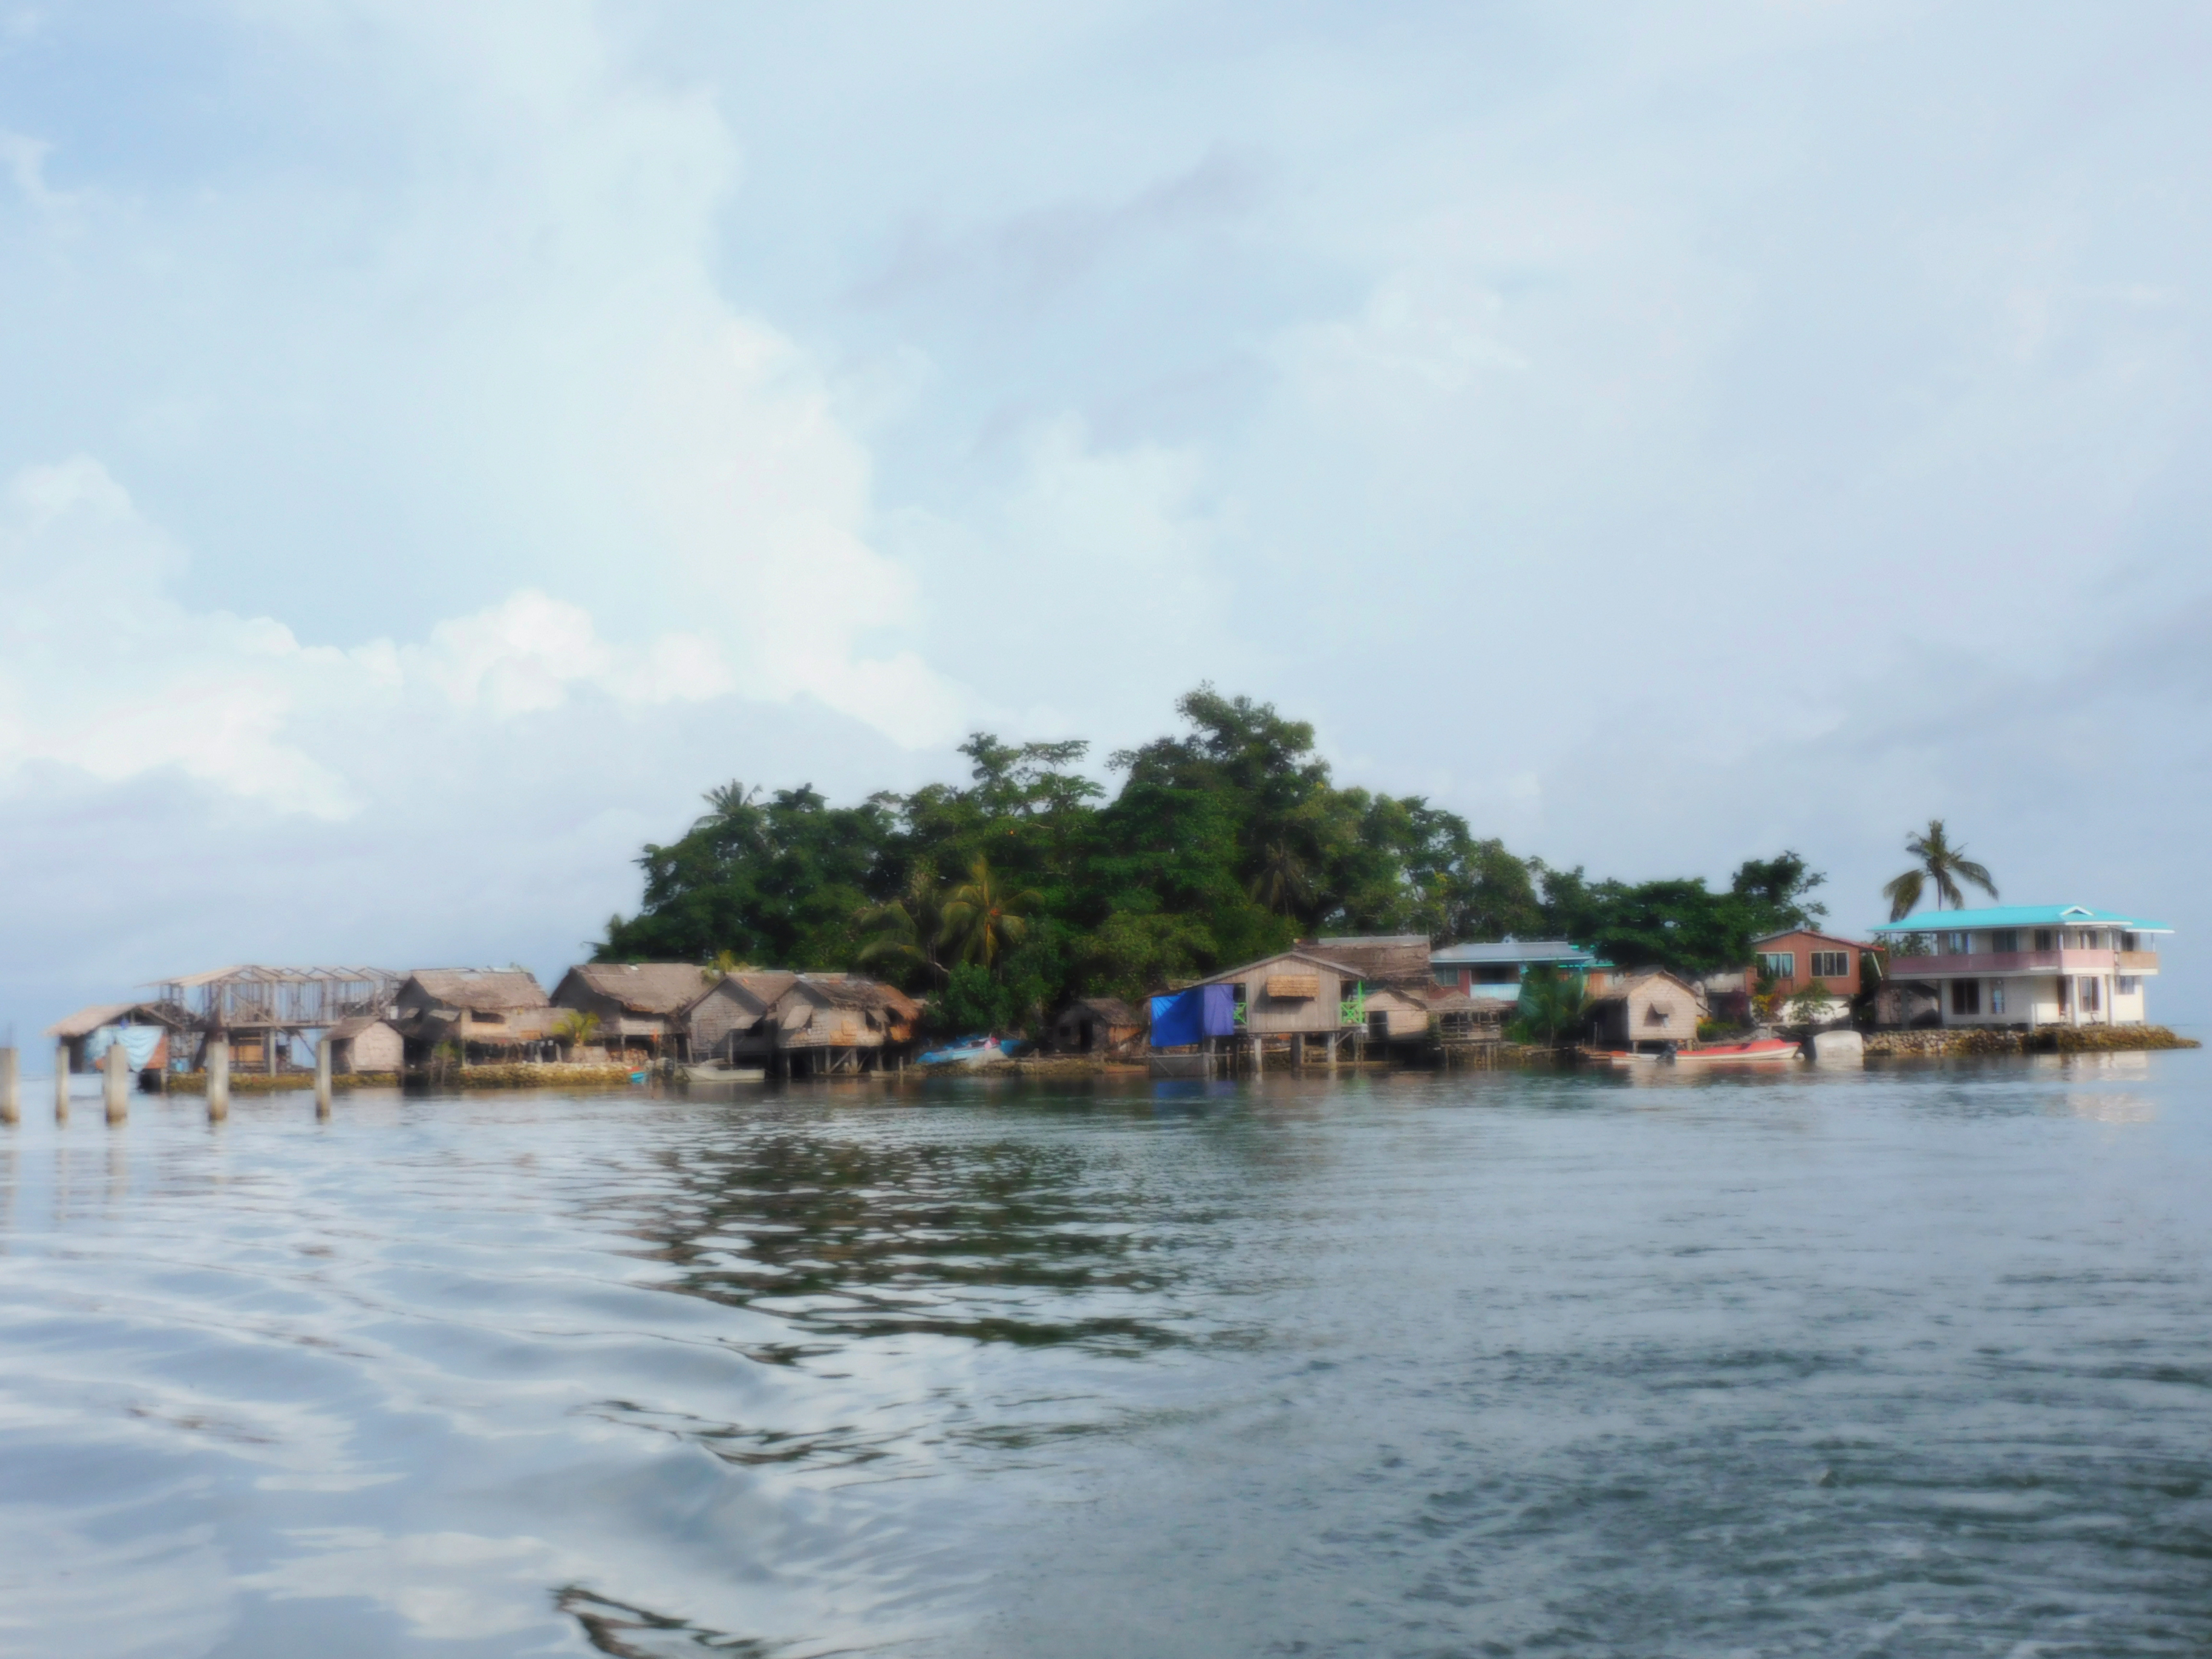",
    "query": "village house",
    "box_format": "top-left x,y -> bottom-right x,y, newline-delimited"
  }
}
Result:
1751,930 -> 1878,1006
1430,940 -> 1613,1006
687,970 -> 799,1065
1050,997 -> 1146,1056
1166,949 -> 1371,1065
392,969 -> 556,1064
1867,905 -> 2168,1030
1588,969 -> 1707,1054
551,963 -> 718,1060
323,1016 -> 404,1075
763,975 -> 922,1077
